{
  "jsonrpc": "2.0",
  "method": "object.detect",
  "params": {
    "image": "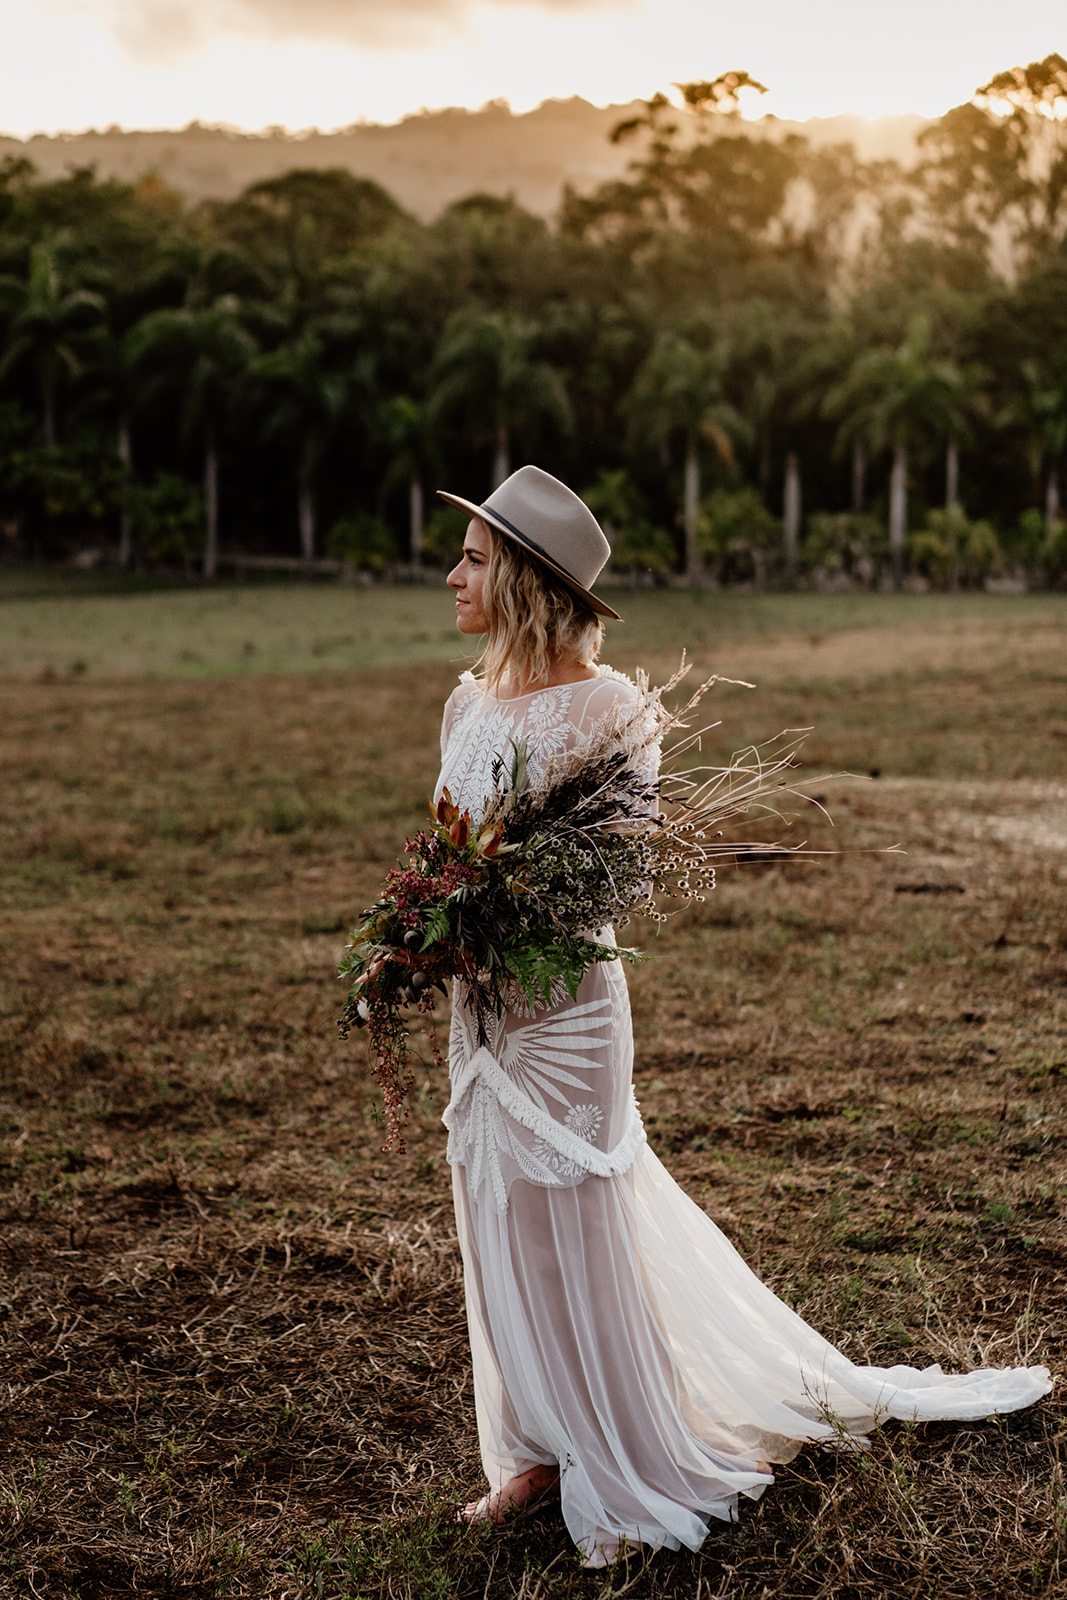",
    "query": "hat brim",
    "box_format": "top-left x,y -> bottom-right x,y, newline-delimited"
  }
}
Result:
436,489 -> 622,621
